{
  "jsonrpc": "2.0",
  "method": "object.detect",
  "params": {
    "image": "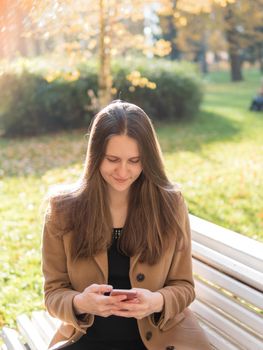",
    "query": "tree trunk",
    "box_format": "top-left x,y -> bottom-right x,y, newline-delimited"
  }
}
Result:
98,0 -> 112,109
229,52 -> 243,81
201,53 -> 208,75
158,0 -> 180,60
225,27 -> 243,81
200,32 -> 208,75
15,6 -> 28,56
224,4 -> 243,82
0,1 -> 13,58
